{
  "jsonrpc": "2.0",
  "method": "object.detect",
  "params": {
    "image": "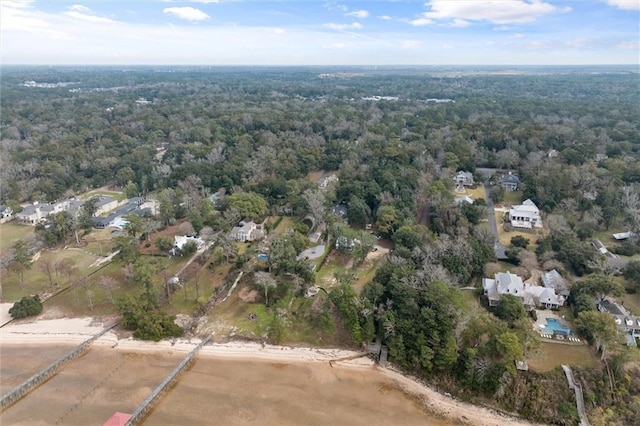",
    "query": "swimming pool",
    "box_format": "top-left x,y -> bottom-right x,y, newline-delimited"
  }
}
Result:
542,318 -> 572,335
257,254 -> 268,261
